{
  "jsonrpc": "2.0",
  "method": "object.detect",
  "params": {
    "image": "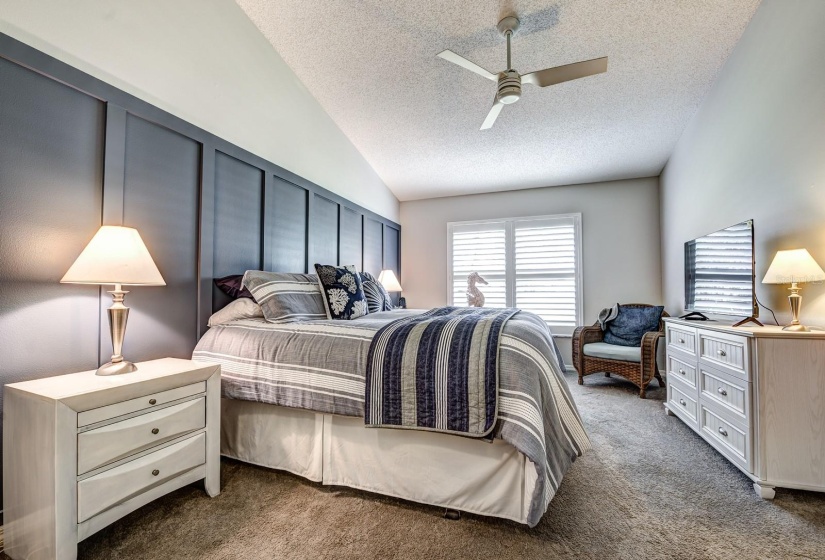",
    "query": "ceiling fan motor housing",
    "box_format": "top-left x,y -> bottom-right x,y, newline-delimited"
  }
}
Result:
497,70 -> 521,104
